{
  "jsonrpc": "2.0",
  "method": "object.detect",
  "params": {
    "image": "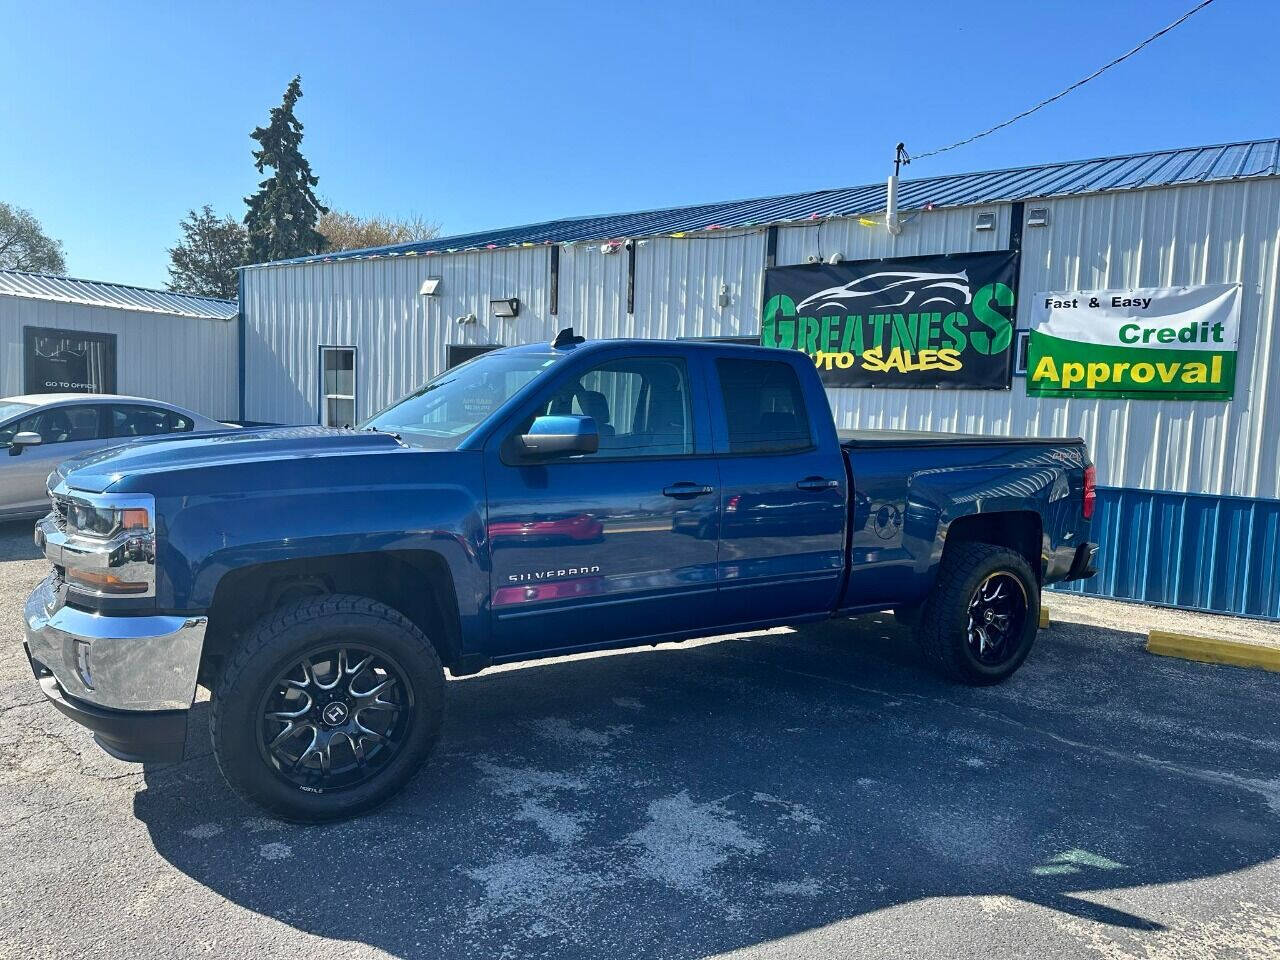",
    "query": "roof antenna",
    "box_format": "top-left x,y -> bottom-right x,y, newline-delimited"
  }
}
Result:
887,142 -> 909,237
552,327 -> 585,348
894,142 -> 910,177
